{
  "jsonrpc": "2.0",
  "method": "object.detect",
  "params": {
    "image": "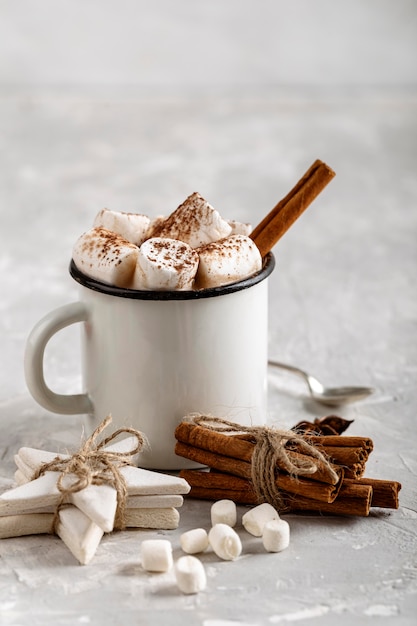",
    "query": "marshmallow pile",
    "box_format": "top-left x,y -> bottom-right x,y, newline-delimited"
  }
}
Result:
72,192 -> 262,291
138,499 -> 290,595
